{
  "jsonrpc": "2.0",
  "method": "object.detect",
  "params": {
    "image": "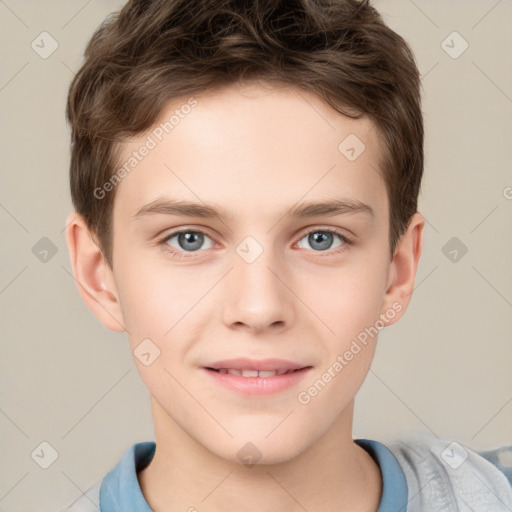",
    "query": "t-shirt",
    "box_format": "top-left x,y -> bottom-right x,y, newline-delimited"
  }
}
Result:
59,431 -> 512,511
